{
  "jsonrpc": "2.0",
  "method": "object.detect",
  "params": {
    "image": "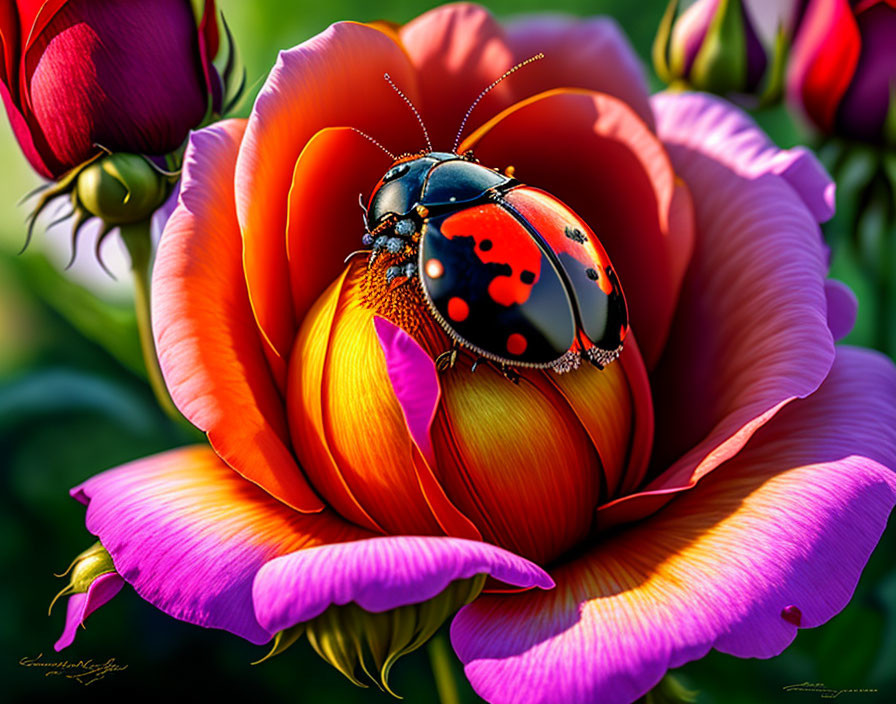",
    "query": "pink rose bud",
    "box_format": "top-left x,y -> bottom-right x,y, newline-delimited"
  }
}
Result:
0,0 -> 220,180
655,0 -> 769,95
788,0 -> 896,142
